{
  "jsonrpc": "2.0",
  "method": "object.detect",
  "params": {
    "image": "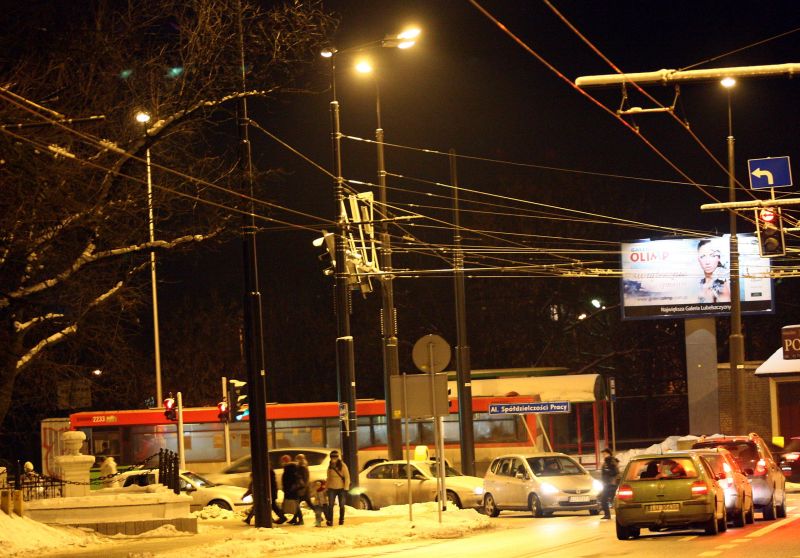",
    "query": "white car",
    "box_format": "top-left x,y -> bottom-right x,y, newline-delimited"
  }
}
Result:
483,453 -> 602,517
356,460 -> 485,510
205,448 -> 336,490
118,469 -> 251,511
